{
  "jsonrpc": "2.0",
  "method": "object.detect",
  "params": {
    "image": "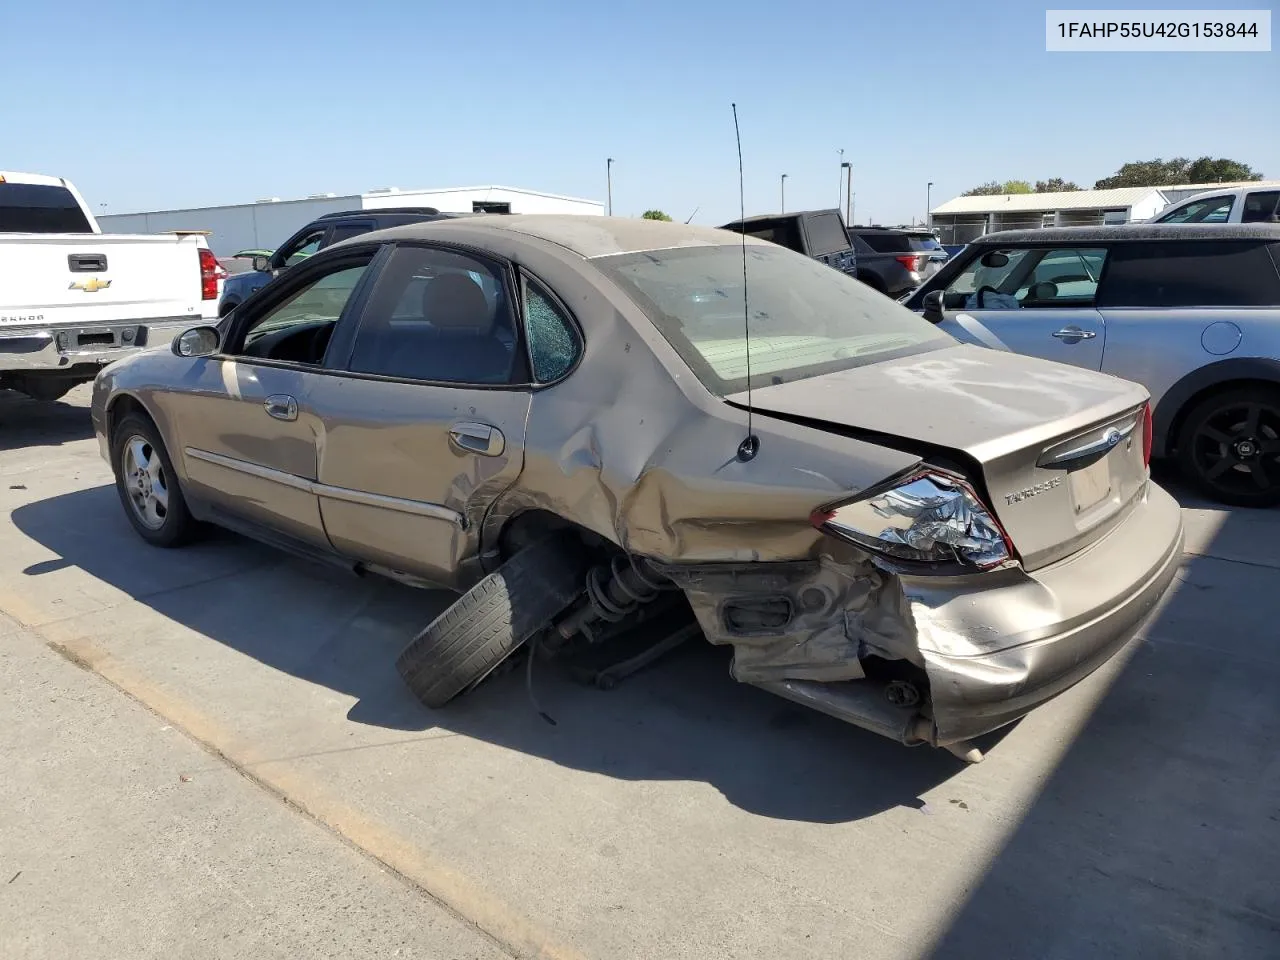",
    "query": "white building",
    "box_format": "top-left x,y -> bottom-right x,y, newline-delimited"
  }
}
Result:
928,179 -> 1280,244
98,185 -> 604,256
